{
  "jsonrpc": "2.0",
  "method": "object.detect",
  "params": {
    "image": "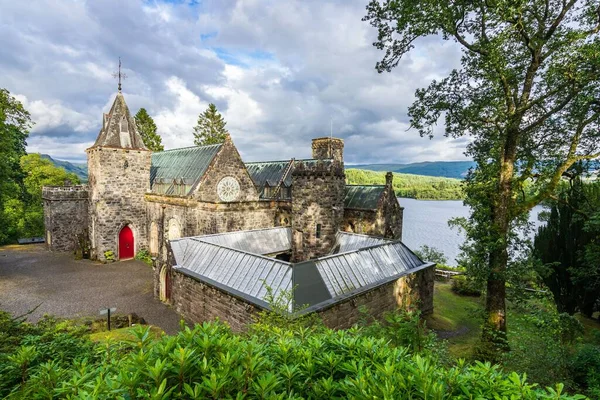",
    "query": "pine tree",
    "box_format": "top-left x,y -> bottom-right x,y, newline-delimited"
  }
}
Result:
134,108 -> 163,152
193,103 -> 228,146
